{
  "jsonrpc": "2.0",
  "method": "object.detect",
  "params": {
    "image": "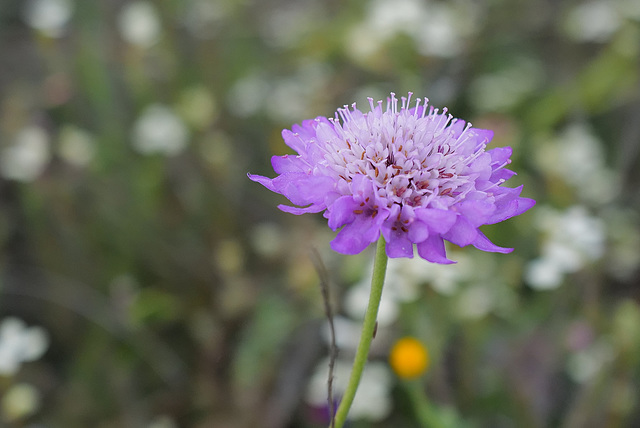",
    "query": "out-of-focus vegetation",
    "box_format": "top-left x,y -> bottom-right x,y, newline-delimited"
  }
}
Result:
0,0 -> 639,427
